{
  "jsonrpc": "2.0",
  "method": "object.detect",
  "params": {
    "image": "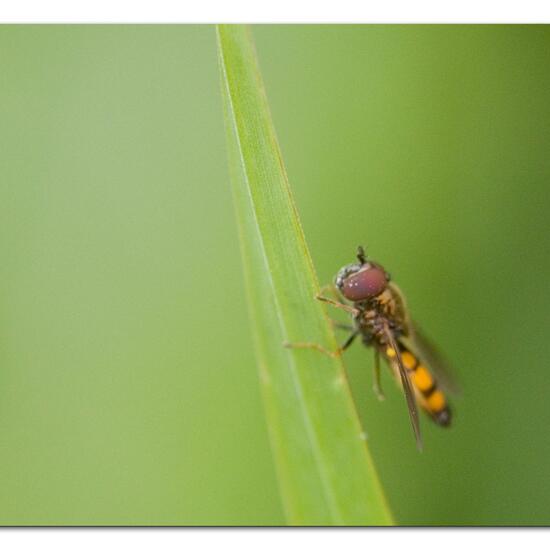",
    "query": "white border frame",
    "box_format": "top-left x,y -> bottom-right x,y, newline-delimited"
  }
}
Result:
0,0 -> 549,23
